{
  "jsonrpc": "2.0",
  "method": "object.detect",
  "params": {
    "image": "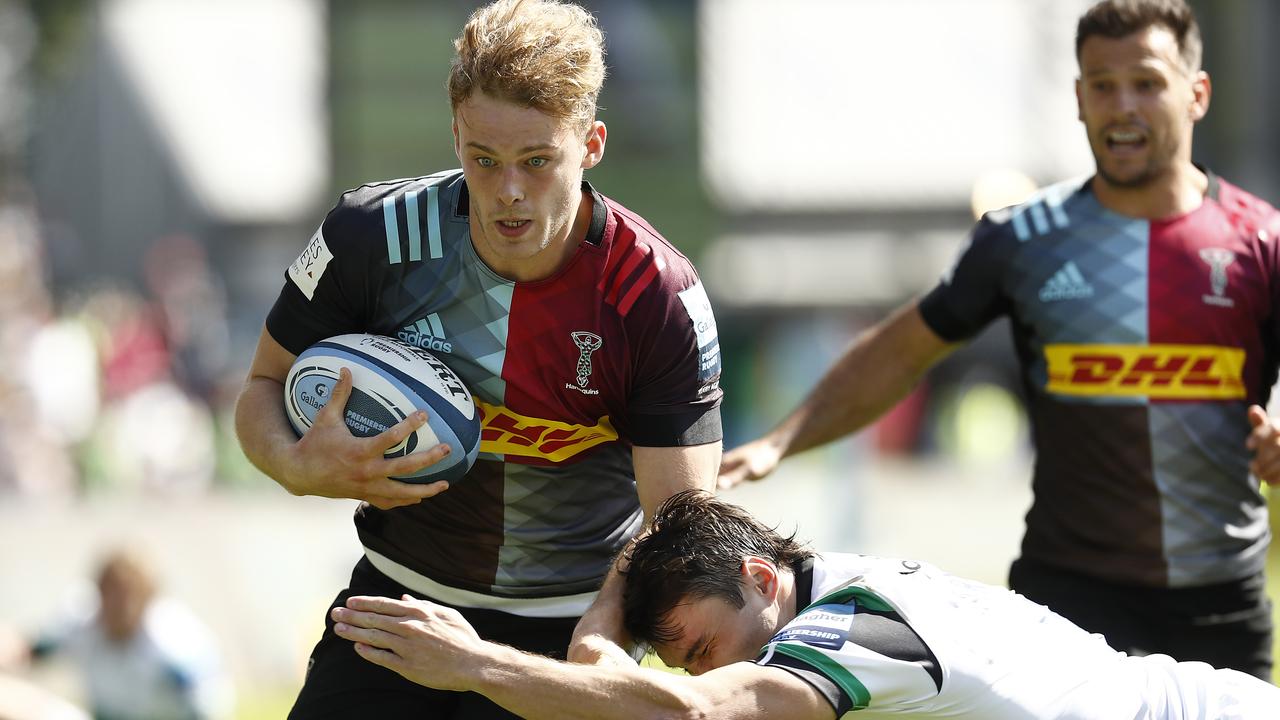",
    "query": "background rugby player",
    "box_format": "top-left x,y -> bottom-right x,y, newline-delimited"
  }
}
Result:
719,0 -> 1280,680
